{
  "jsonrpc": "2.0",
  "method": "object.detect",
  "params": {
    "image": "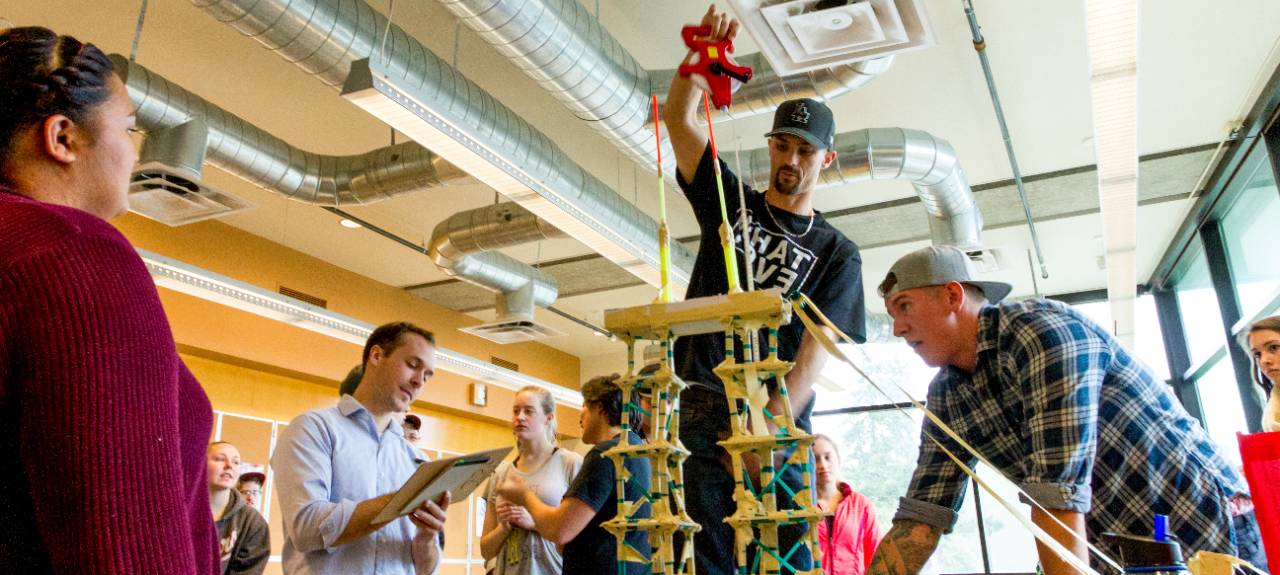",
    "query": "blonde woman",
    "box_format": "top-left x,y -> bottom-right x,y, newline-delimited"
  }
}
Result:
207,442 -> 270,575
1244,316 -> 1280,432
482,386 -> 583,574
